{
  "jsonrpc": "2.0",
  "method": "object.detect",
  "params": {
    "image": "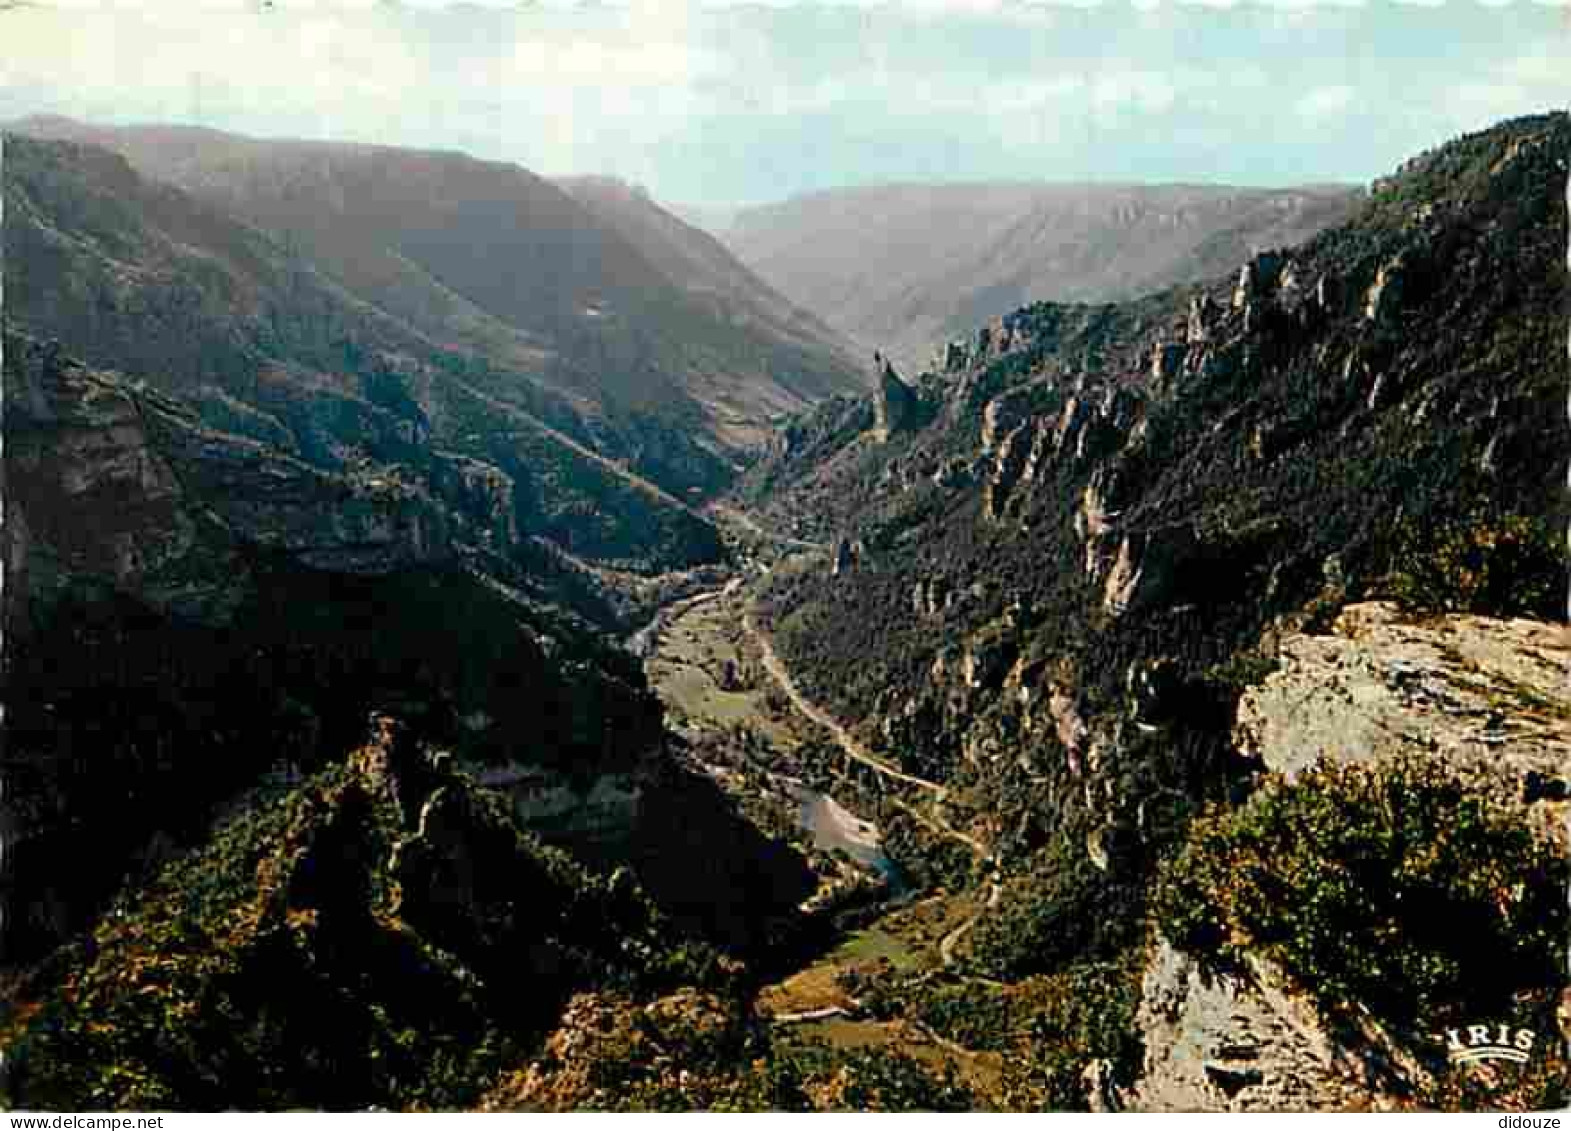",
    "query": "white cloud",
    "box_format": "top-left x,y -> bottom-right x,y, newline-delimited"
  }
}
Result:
1296,83 -> 1355,122
2,8 -> 429,111
2,0 -> 1564,203
1091,70 -> 1178,114
980,75 -> 1083,115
